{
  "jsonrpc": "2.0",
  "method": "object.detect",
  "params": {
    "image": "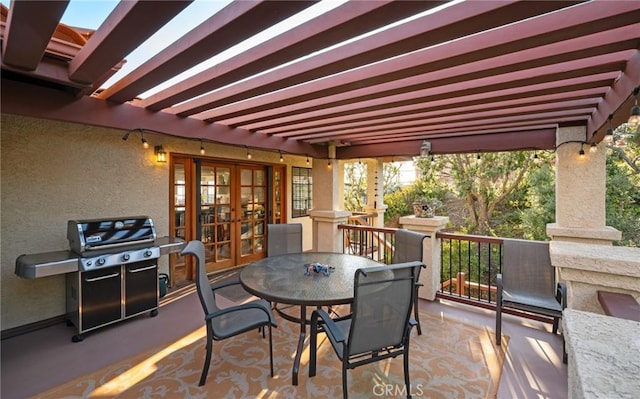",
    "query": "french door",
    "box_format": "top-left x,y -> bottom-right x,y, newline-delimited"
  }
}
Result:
170,156 -> 285,286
